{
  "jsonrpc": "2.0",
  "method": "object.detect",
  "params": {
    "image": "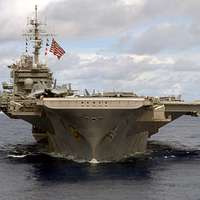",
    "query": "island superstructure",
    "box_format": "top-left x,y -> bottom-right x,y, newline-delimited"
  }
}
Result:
1,6 -> 200,162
